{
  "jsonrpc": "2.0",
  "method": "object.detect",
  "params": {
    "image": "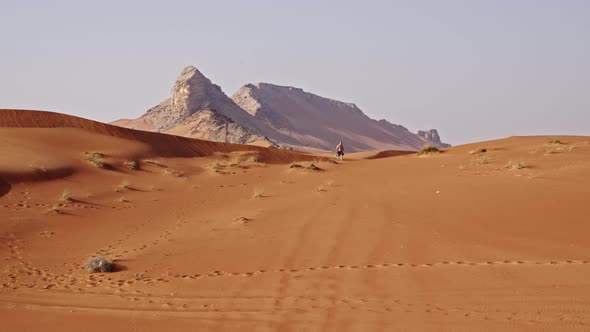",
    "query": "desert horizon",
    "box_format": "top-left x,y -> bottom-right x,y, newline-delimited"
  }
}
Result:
2,1 -> 590,330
